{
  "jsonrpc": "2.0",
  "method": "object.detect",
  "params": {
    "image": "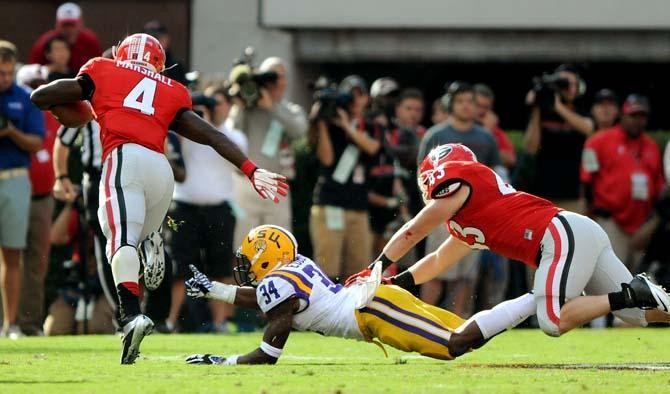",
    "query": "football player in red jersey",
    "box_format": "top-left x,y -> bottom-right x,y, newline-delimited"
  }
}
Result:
31,33 -> 289,364
348,143 -> 670,356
